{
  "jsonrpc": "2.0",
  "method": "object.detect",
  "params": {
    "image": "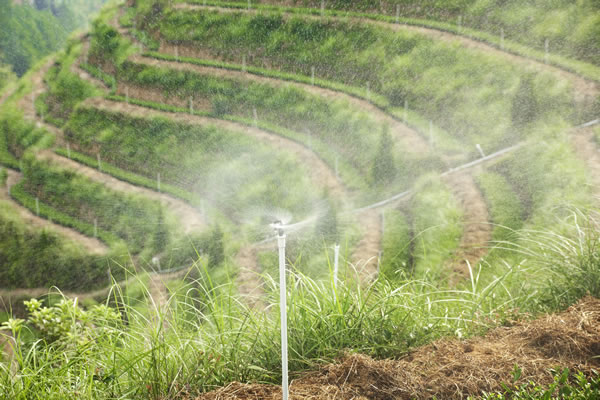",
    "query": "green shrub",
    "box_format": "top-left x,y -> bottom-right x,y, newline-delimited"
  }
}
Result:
480,366 -> 600,399
380,209 -> 412,280
195,0 -> 600,69
117,59 -> 430,192
64,105 -> 319,219
38,42 -> 99,126
0,200 -> 126,290
149,8 -> 576,153
20,158 -> 173,255
0,105 -> 54,161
